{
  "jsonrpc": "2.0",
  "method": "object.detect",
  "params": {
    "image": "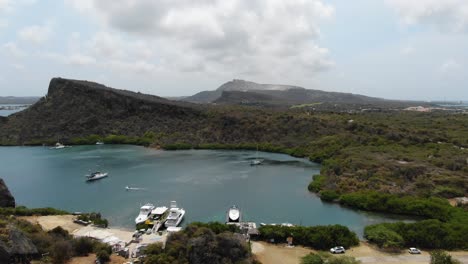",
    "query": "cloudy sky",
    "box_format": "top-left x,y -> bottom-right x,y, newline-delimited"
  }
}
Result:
0,0 -> 467,100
